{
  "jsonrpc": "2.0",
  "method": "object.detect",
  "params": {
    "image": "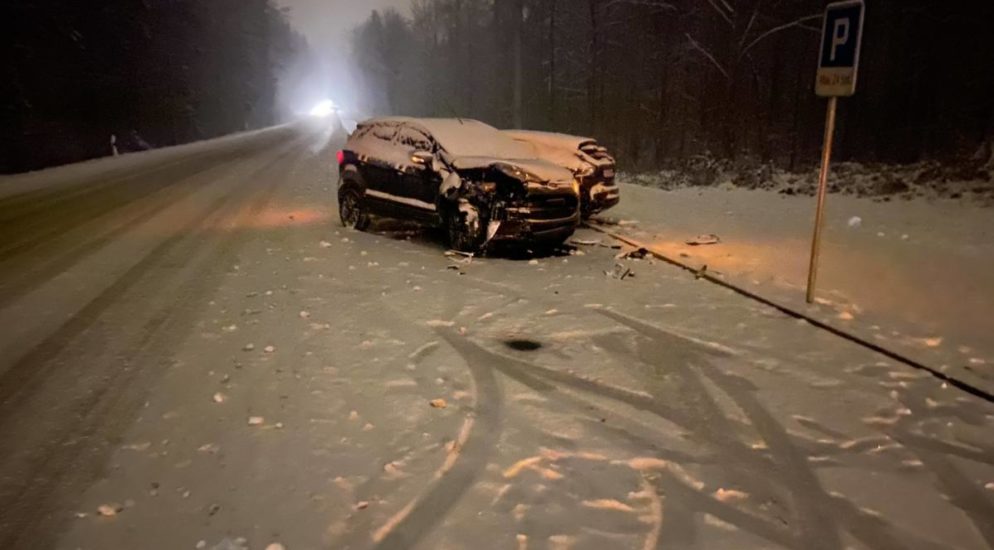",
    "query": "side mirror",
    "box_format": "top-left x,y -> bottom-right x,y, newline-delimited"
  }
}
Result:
411,150 -> 434,167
